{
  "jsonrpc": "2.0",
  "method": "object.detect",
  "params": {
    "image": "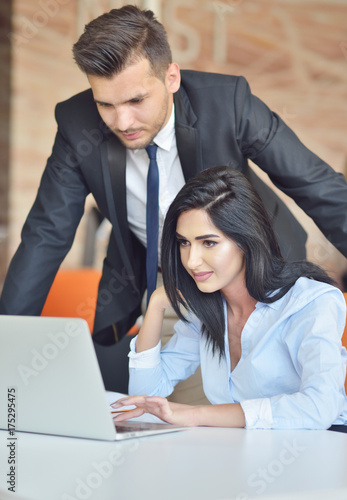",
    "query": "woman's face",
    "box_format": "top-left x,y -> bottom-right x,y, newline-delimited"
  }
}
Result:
176,209 -> 246,295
